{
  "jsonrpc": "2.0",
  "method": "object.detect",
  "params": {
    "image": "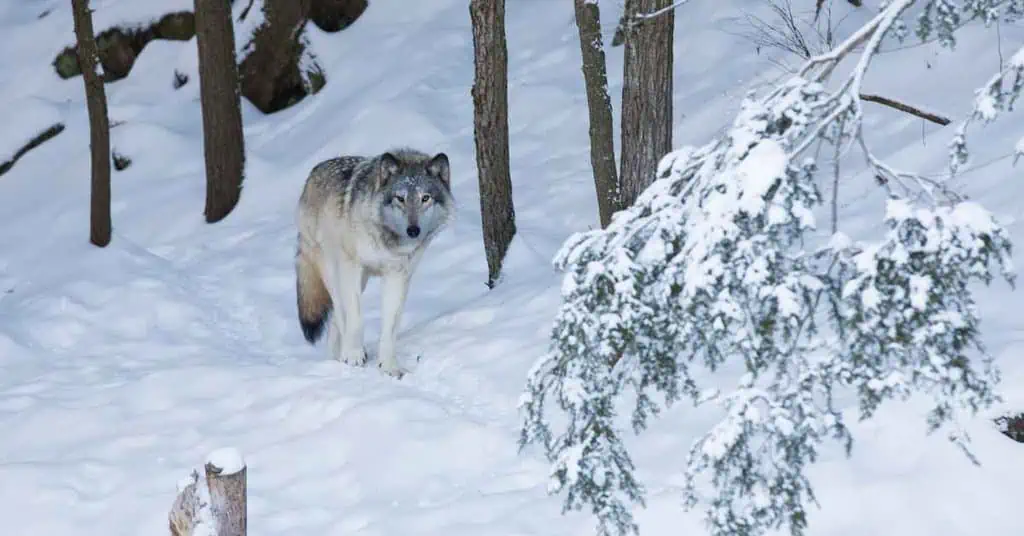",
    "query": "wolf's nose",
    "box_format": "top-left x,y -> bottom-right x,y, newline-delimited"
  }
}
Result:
406,225 -> 421,238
